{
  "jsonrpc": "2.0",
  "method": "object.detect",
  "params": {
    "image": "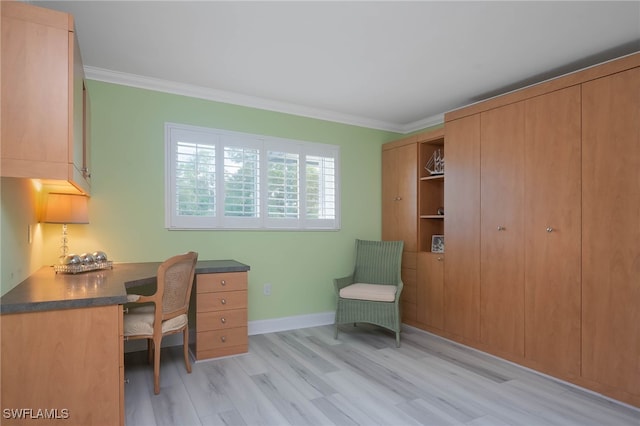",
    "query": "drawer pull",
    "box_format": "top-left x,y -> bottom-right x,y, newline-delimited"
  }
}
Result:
220,336 -> 227,343
220,299 -> 227,305
221,317 -> 227,324
221,279 -> 226,286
